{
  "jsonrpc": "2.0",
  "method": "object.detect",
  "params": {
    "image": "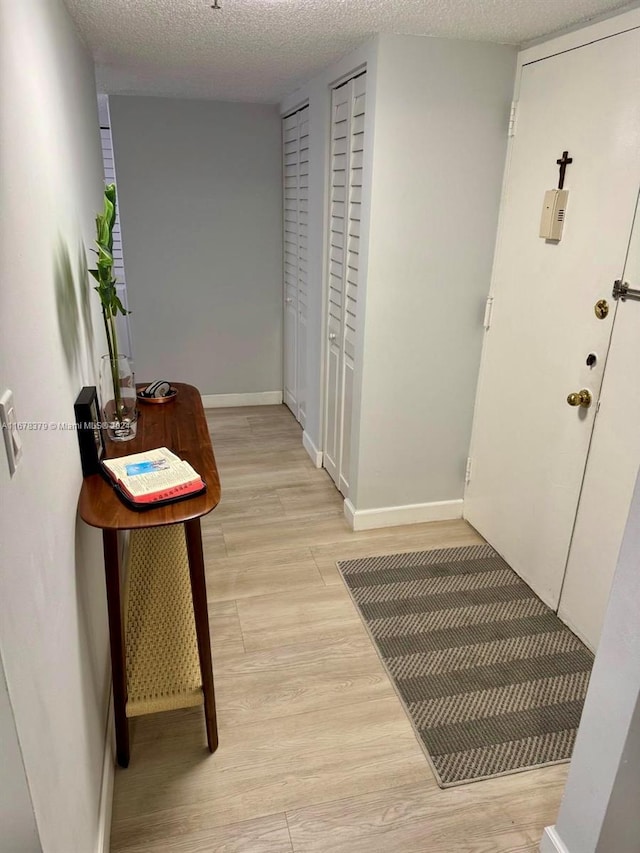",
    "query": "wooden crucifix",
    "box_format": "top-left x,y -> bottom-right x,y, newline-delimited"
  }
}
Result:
556,150 -> 573,189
